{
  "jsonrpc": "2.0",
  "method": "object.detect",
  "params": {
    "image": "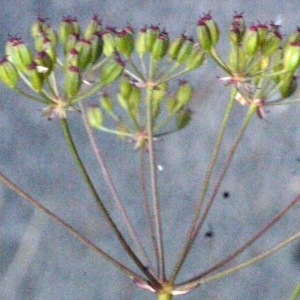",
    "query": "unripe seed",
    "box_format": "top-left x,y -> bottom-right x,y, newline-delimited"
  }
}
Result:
87,105 -> 103,128
0,57 -> 19,88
